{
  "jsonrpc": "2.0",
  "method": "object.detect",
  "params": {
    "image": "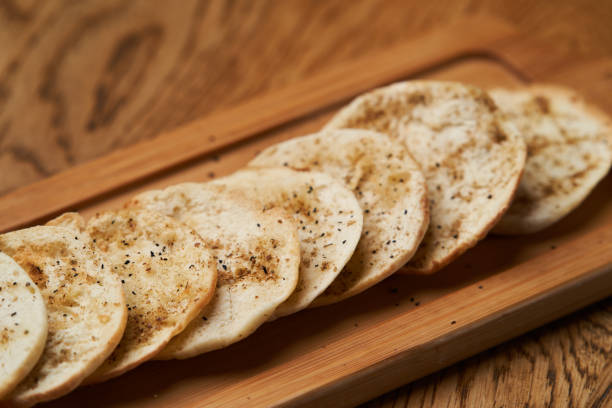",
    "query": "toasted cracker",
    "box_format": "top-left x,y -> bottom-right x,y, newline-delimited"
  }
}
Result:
0,226 -> 126,406
210,167 -> 363,317
250,129 -> 428,304
490,85 -> 612,234
127,183 -> 300,359
0,253 -> 47,400
325,80 -> 526,274
81,209 -> 217,382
